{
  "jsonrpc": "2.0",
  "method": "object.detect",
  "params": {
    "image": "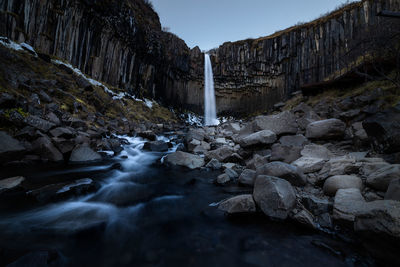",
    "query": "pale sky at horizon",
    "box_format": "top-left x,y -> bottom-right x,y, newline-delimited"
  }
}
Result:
150,0 -> 358,51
